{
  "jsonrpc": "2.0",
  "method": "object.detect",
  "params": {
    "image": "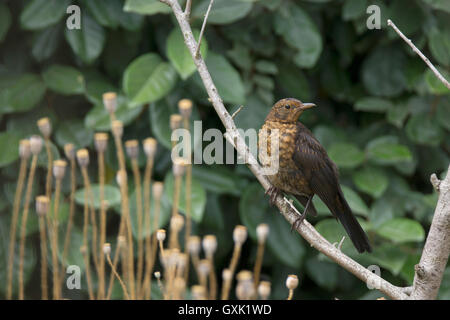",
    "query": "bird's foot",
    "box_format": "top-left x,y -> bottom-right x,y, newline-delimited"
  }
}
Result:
291,212 -> 306,232
265,186 -> 281,206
